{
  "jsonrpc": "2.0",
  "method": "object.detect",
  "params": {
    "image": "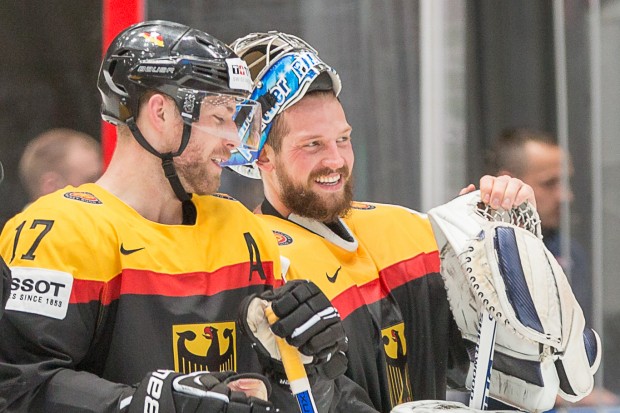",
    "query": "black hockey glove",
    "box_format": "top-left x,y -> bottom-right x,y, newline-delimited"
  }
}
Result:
0,256 -> 11,320
239,280 -> 348,381
128,370 -> 274,413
